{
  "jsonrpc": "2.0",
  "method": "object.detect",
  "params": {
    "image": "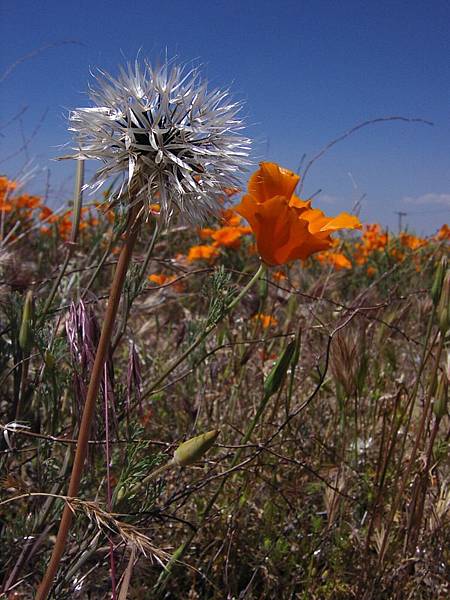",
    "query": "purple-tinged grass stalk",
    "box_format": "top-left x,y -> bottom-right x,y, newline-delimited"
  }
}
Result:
36,203 -> 143,600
